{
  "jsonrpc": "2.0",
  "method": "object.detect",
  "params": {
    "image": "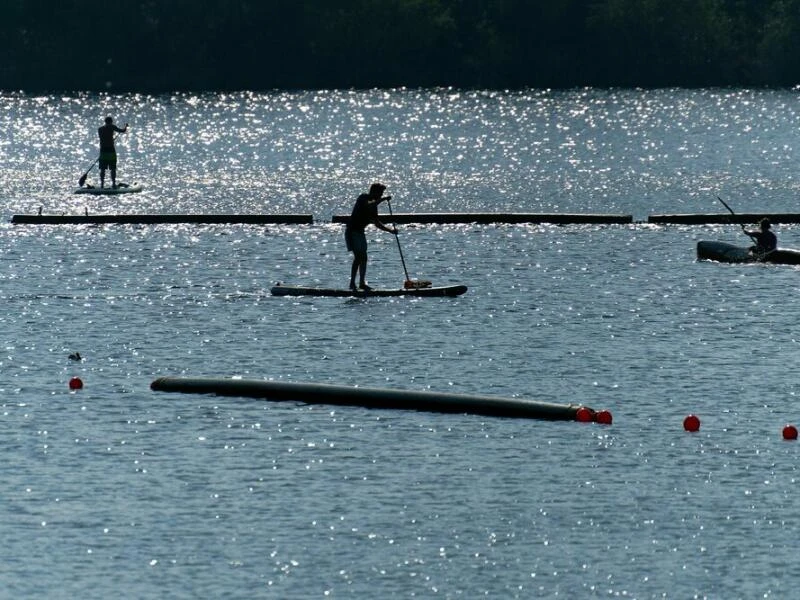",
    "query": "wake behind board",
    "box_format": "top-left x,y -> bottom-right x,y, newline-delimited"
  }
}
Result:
271,284 -> 467,298
74,183 -> 143,195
